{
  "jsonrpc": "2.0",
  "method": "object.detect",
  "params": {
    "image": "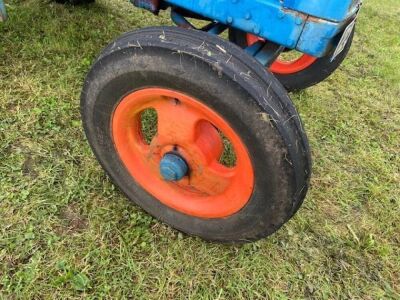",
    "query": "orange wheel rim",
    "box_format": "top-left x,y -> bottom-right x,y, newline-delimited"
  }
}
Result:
246,34 -> 317,74
112,88 -> 254,218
